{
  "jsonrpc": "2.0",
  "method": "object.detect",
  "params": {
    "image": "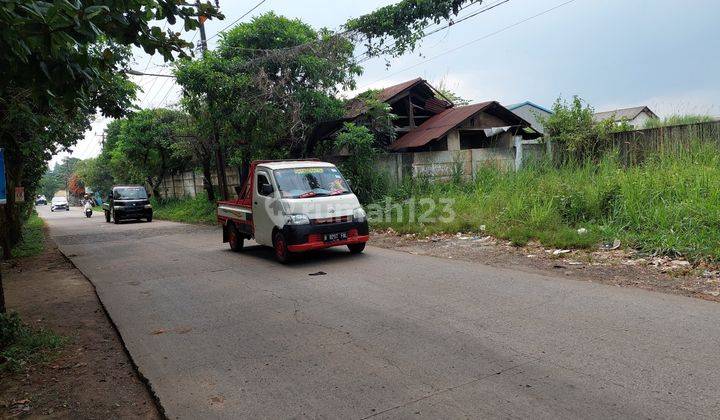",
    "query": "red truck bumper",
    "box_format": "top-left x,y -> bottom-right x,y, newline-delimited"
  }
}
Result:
287,229 -> 369,252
